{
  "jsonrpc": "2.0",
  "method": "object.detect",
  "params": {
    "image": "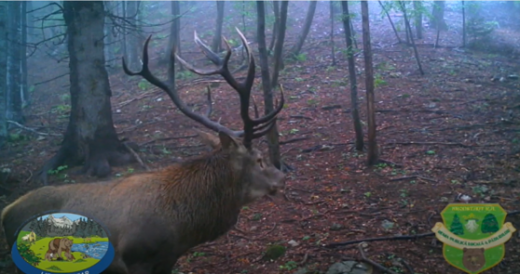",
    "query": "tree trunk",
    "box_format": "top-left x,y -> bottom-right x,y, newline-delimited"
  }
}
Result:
290,0 -> 317,57
103,1 -> 116,71
39,1 -> 133,184
0,2 -> 7,147
7,1 -> 24,124
168,0 -> 181,80
462,0 -> 466,48
360,1 -> 378,166
124,0 -> 139,71
329,1 -> 336,66
270,0 -> 288,87
257,1 -> 281,170
341,1 -> 363,151
211,1 -> 225,53
20,1 -> 28,107
268,1 -> 279,53
399,1 -> 424,75
413,1 -> 422,39
378,0 -> 402,43
431,1 -> 447,31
